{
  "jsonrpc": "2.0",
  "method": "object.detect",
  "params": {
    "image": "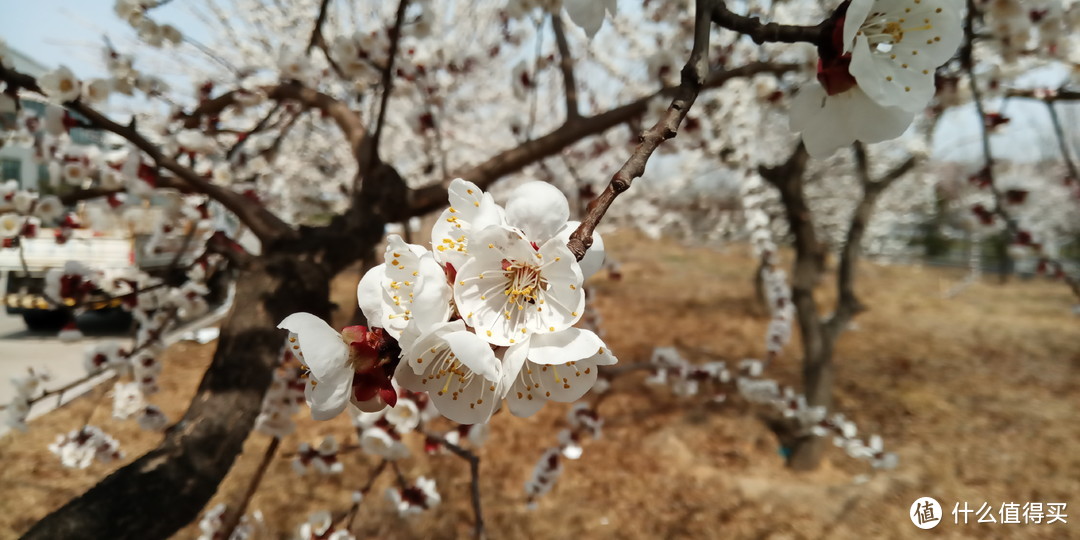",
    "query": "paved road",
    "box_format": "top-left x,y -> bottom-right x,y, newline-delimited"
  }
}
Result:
0,280 -> 232,436
0,309 -> 127,435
